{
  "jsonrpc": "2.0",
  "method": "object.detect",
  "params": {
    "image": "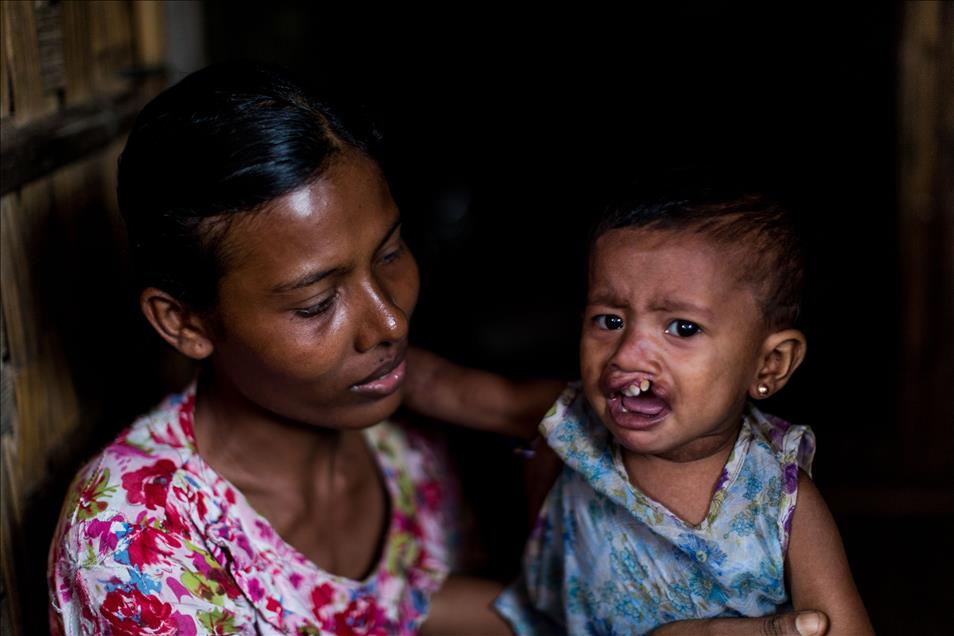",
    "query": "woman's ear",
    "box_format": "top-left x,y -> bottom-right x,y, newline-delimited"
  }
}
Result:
749,329 -> 806,399
140,287 -> 214,360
